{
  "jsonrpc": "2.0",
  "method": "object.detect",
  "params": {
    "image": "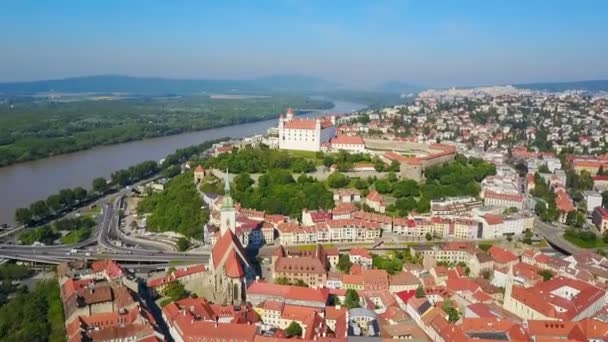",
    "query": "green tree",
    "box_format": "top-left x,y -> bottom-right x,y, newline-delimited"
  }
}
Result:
538,164 -> 551,173
538,269 -> 553,281
323,155 -> 335,168
415,285 -> 426,298
387,171 -> 398,183
392,180 -> 420,198
234,173 -> 254,193
353,178 -> 368,190
274,277 -> 290,285
292,279 -> 308,287
372,255 -> 403,274
46,194 -> 63,213
442,300 -> 460,322
137,173 -> 205,237
388,160 -> 401,172
374,179 -> 392,194
327,172 -> 350,188
425,232 -> 432,241
92,177 -> 109,194
575,211 -> 585,228
285,321 -> 303,337
344,289 -> 360,309
374,158 -> 385,172
30,200 -> 50,220
164,281 -> 188,301
111,169 -> 131,187
535,201 -> 547,216
58,188 -> 75,208
337,254 -> 353,273
0,281 -> 65,342
73,187 -> 88,203
176,237 -> 191,251
565,211 -> 576,226
14,208 -> 32,225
